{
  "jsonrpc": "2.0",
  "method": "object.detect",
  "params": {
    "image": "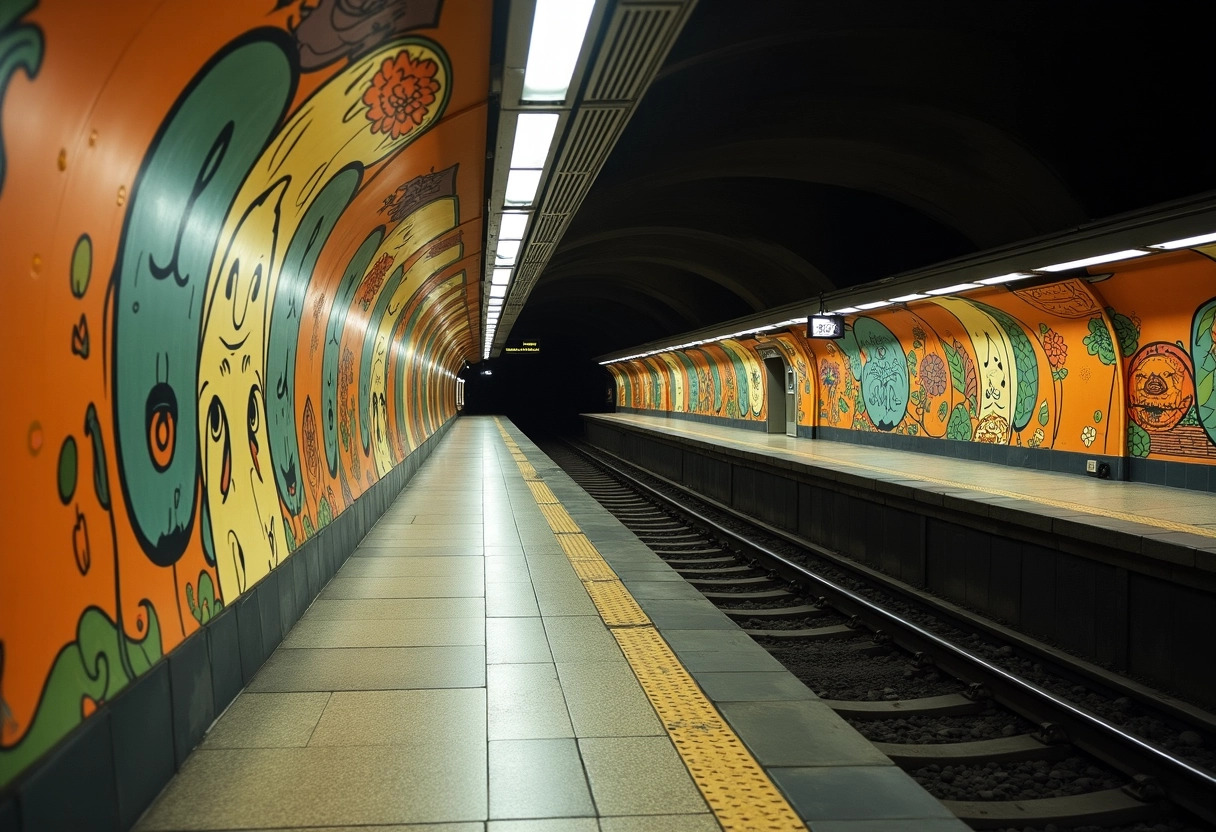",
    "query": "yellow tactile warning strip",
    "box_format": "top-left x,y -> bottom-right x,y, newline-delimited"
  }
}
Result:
570,558 -> 620,583
527,480 -> 559,504
539,503 -> 580,533
583,580 -> 651,628
615,627 -> 809,829
629,421 -> 1216,540
558,532 -> 602,560
493,418 -> 808,832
